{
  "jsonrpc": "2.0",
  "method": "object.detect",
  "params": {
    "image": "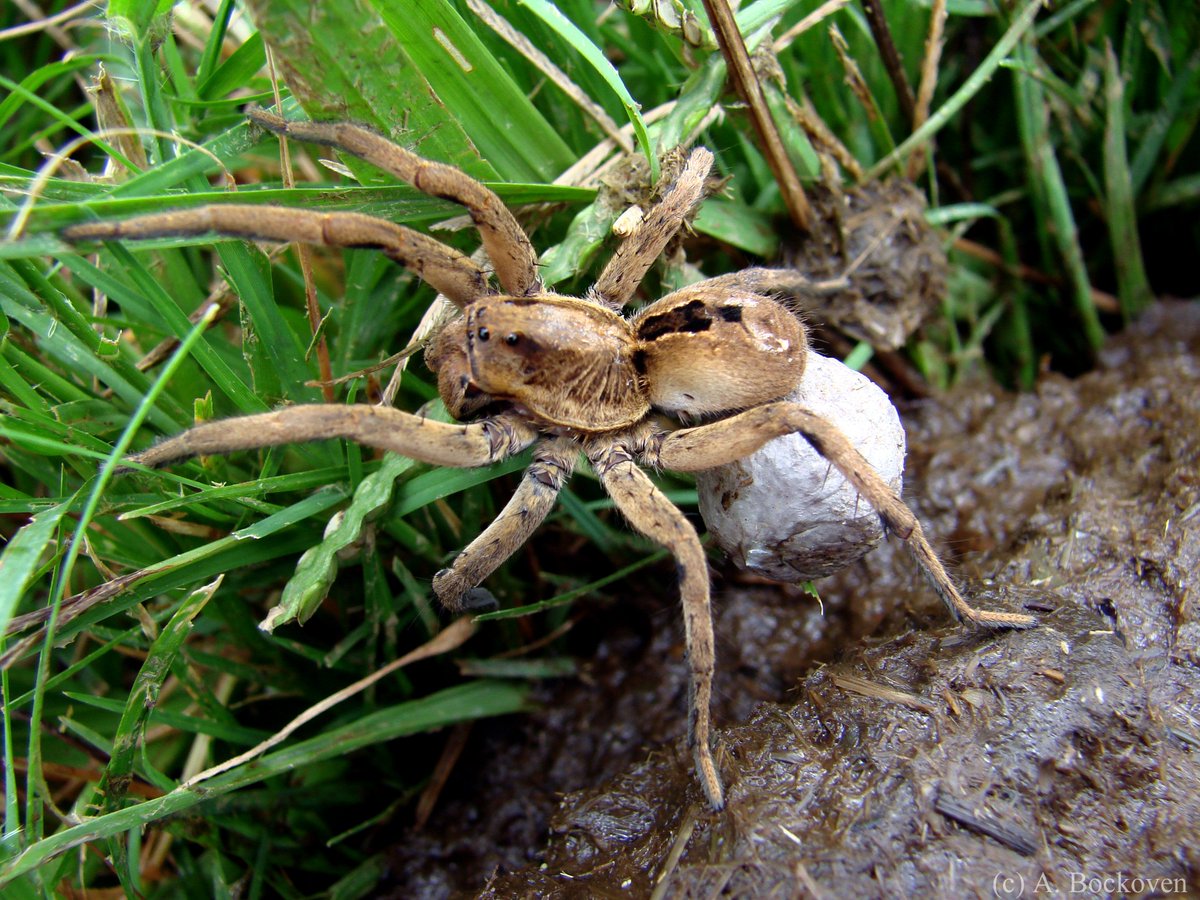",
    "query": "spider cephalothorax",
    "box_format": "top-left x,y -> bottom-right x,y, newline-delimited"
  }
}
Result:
64,107 -> 1034,810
